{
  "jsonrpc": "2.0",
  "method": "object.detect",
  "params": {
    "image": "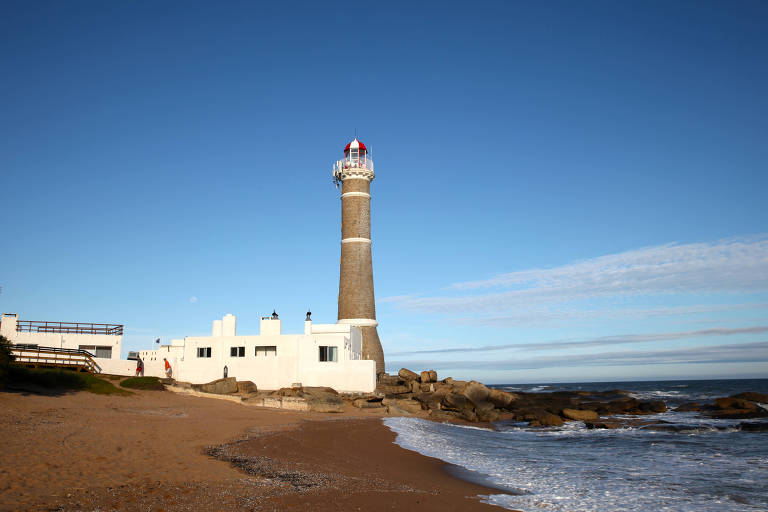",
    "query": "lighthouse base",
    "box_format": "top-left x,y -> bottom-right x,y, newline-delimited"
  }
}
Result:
359,325 -> 385,375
